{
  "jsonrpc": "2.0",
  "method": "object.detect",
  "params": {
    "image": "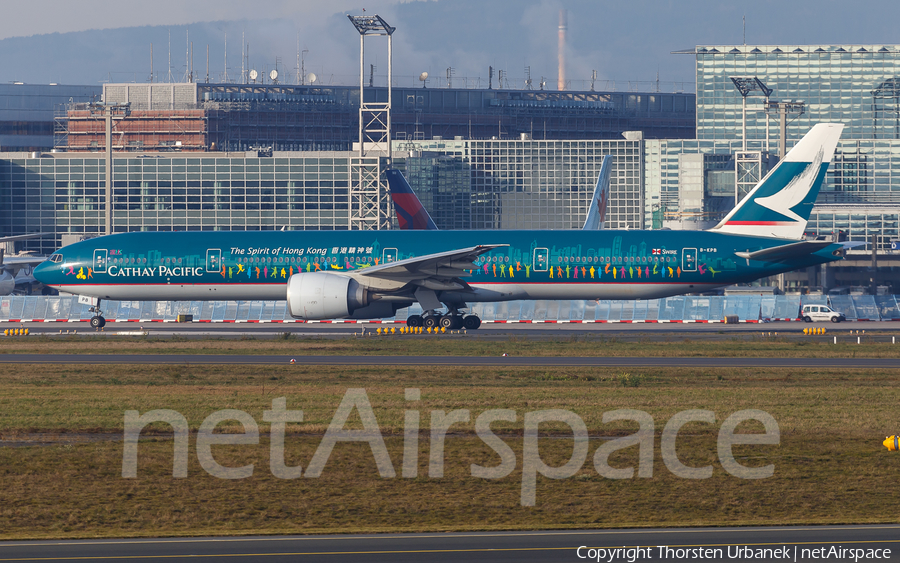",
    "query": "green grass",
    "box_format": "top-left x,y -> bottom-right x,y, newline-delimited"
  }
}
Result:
2,332 -> 900,358
1,362 -> 900,538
